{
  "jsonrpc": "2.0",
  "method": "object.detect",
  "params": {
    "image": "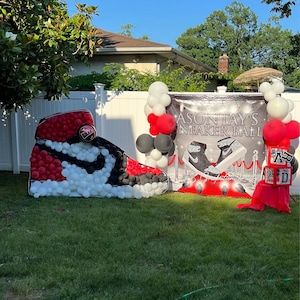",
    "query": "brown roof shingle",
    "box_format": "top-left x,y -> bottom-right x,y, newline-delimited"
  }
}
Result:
95,29 -> 169,48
